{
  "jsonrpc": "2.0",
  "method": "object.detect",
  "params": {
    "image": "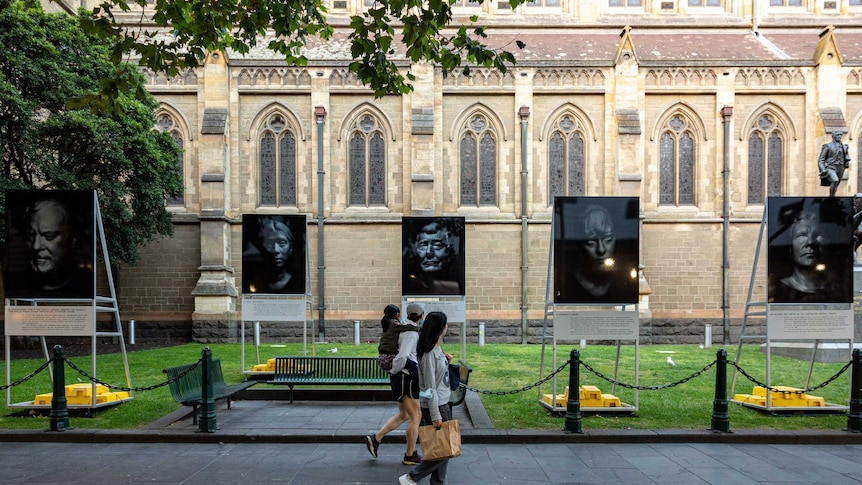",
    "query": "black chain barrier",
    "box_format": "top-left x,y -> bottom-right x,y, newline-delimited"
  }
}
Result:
0,359 -> 53,391
464,361 -> 570,395
458,357 -> 846,396
5,354 -> 851,409
580,359 -> 717,391
63,357 -> 203,393
729,359 -> 852,394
